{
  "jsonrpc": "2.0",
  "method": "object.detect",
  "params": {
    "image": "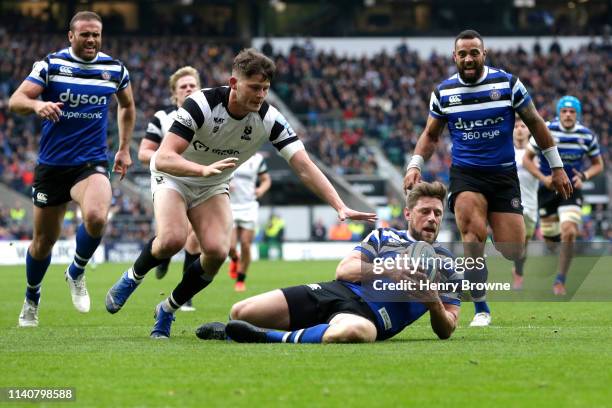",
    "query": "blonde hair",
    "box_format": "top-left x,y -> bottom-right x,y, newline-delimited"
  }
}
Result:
169,66 -> 201,104
406,181 -> 447,209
